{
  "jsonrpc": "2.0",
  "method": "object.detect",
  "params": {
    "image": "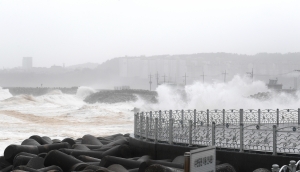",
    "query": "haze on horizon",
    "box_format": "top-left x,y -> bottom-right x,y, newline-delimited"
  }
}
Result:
0,0 -> 300,68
